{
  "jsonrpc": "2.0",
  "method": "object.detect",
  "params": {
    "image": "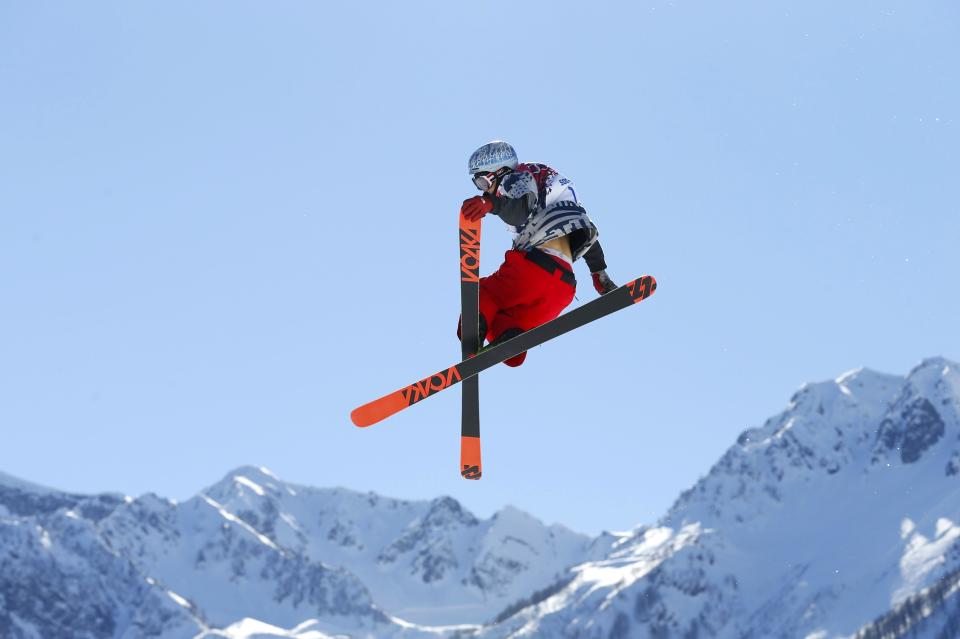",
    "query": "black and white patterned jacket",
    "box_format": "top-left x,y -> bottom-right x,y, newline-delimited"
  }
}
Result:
490,163 -> 607,273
